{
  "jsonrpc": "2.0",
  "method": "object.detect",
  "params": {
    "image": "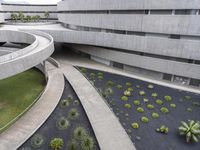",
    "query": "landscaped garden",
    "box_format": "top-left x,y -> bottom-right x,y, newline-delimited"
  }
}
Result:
19,79 -> 99,150
0,68 -> 45,133
77,66 -> 200,150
